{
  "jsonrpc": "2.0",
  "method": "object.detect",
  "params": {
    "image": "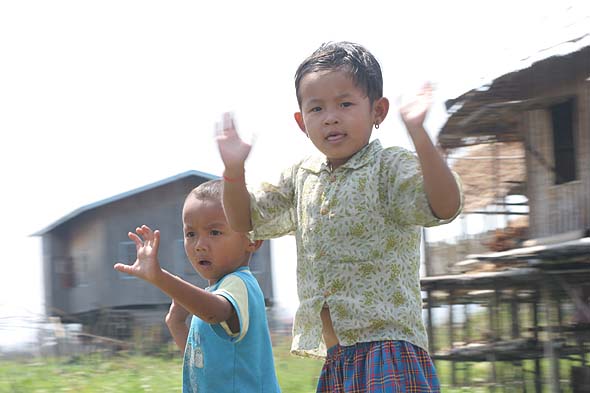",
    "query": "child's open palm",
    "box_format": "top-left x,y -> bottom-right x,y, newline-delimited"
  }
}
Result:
215,112 -> 252,170
113,225 -> 162,284
399,82 -> 433,132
